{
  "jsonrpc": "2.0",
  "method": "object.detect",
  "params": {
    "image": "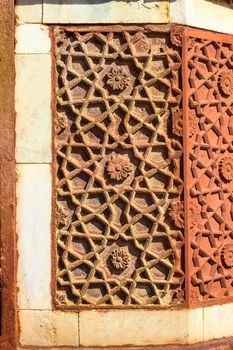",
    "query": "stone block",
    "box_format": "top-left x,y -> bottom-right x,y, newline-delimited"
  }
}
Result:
17,164 -> 52,310
79,308 -> 203,347
16,0 -> 43,23
15,54 -> 51,163
43,0 -> 169,24
19,310 -> 79,346
204,303 -> 233,341
15,24 -> 50,54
